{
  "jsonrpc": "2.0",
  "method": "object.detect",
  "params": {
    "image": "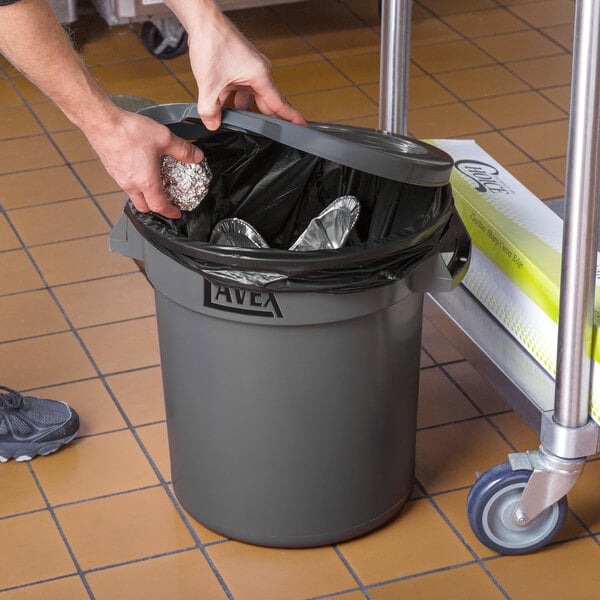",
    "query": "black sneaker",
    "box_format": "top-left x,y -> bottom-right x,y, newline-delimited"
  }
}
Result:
0,386 -> 80,462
